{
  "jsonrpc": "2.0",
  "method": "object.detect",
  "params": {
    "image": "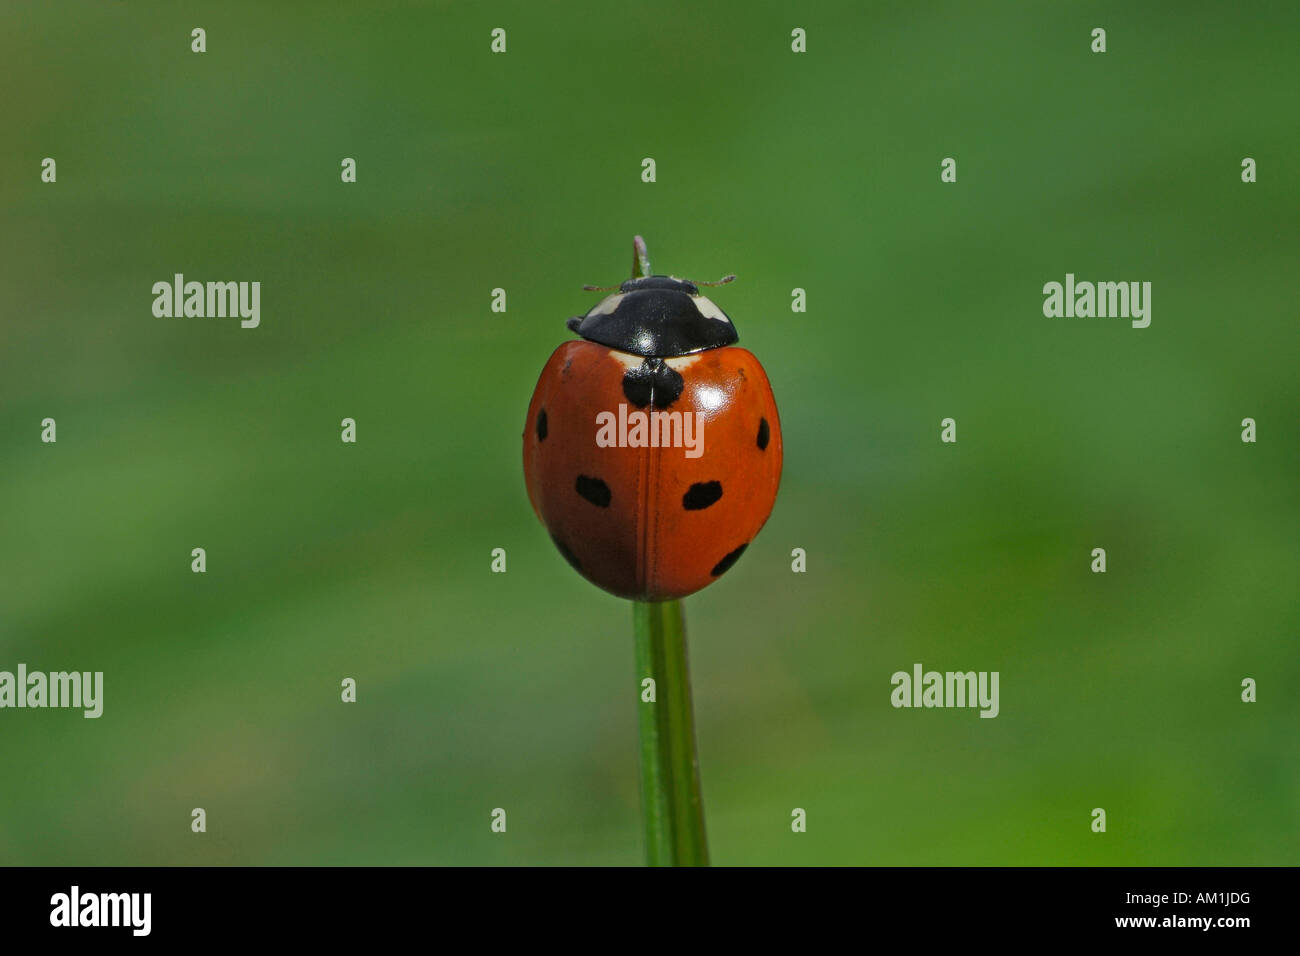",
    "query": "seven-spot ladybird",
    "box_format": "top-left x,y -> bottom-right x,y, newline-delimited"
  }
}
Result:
523,272 -> 782,600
